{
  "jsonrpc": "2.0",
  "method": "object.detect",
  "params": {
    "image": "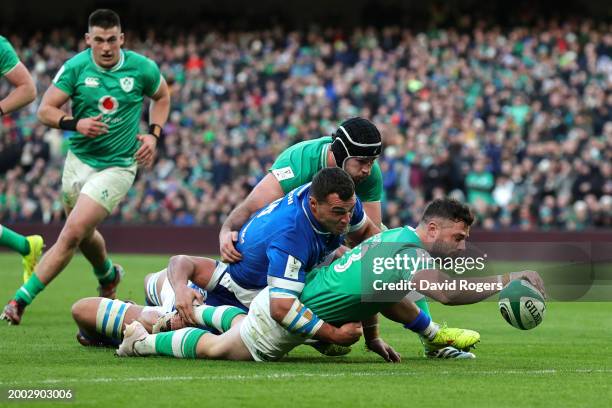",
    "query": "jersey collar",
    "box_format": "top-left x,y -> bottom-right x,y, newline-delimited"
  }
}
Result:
90,49 -> 125,72
301,190 -> 332,236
